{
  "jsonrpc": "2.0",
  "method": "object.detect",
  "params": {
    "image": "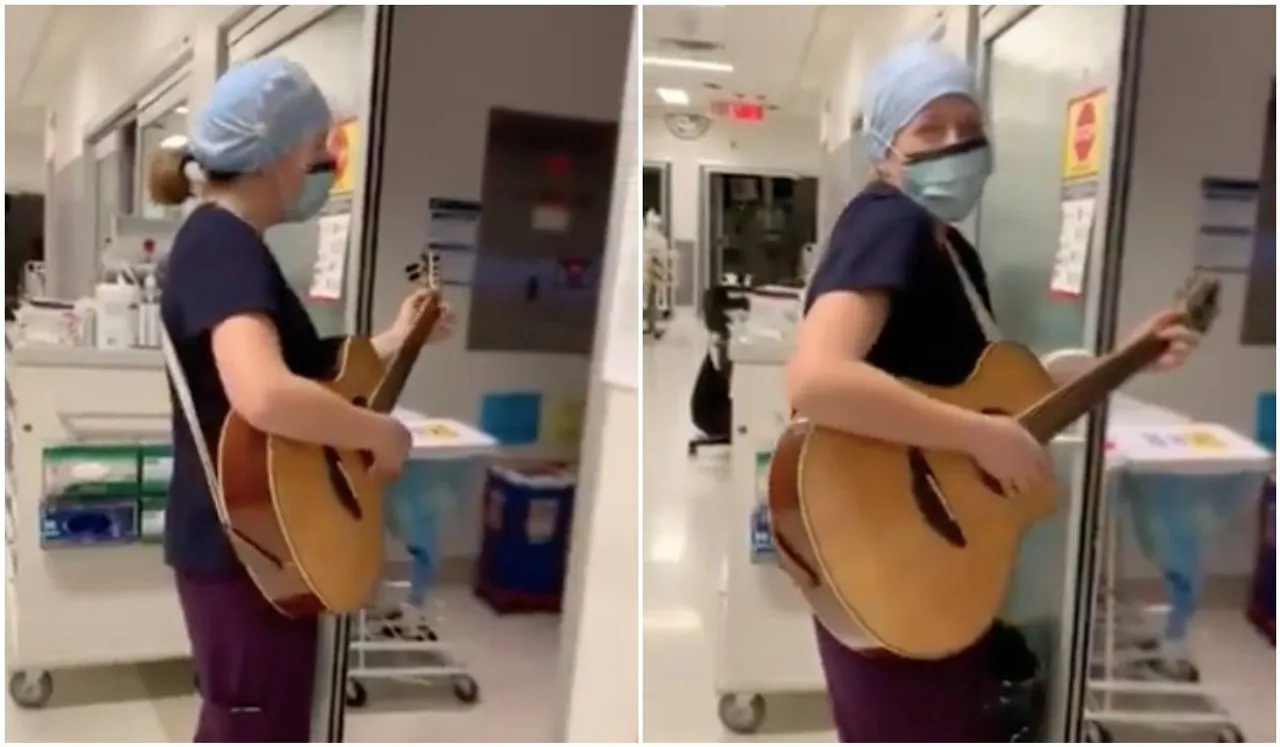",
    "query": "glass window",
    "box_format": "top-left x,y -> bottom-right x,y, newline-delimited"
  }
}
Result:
253,5 -> 370,336
94,149 -> 121,256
